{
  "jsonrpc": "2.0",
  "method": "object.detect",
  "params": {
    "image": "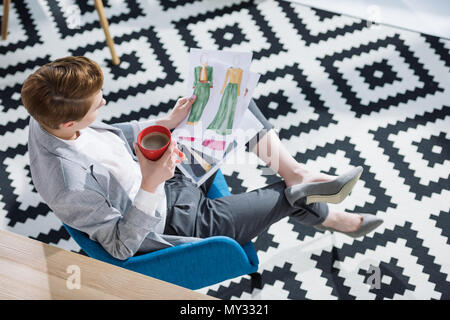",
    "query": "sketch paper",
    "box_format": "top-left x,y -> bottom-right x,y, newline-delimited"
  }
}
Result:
173,48 -> 257,159
173,48 -> 262,186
